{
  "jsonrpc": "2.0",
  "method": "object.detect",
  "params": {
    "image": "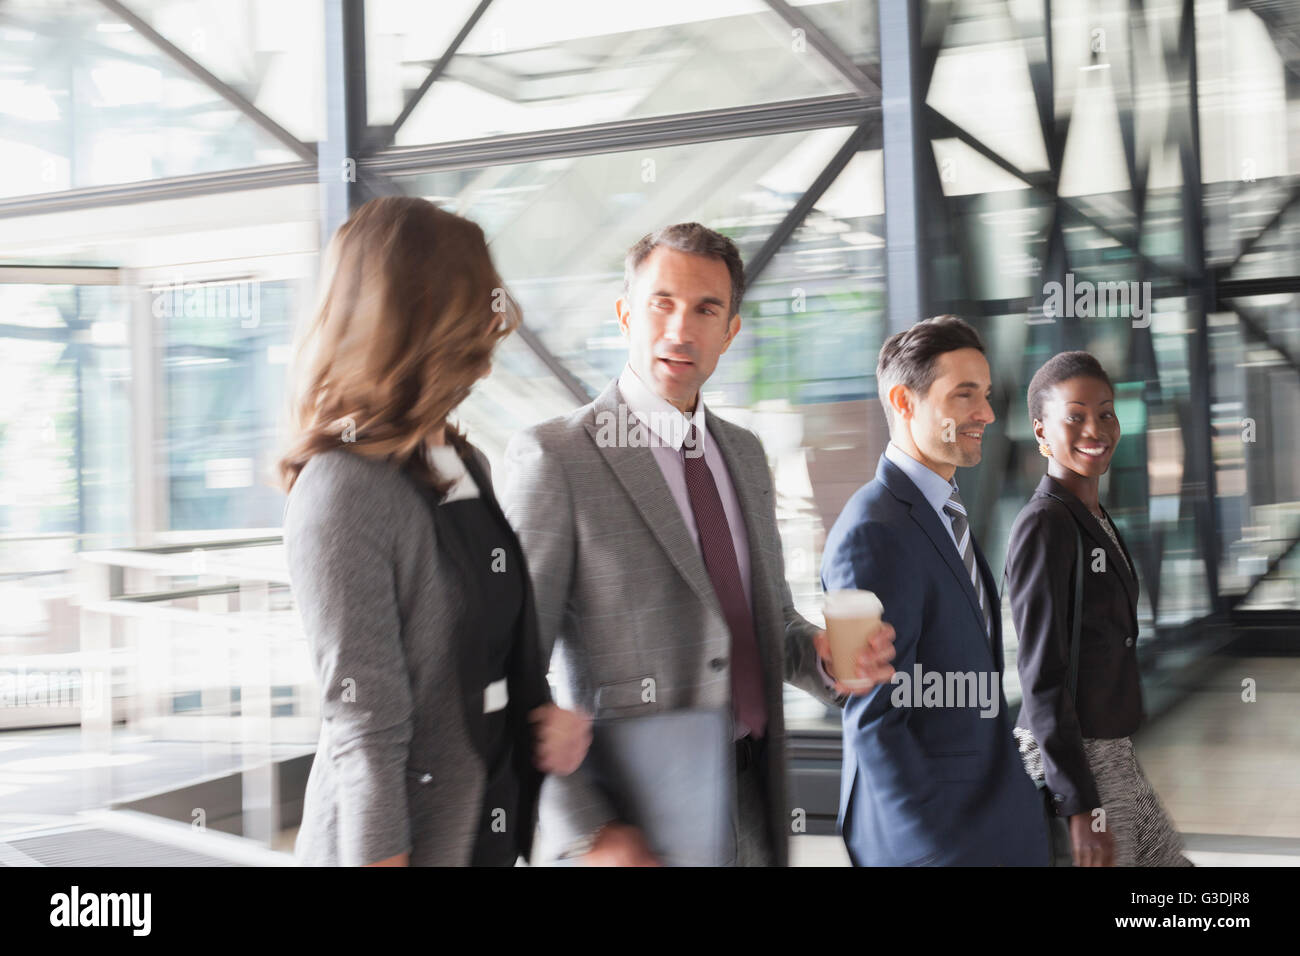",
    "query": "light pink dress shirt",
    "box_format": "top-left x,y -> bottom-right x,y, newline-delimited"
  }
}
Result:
616,364 -> 753,610
616,365 -> 838,726
617,365 -> 764,736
